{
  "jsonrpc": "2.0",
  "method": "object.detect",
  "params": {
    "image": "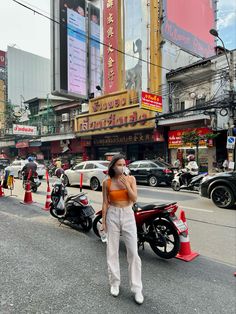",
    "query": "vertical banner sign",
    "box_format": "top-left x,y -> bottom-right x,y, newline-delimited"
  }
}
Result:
89,3 -> 101,97
103,0 -> 119,94
0,50 -> 6,68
